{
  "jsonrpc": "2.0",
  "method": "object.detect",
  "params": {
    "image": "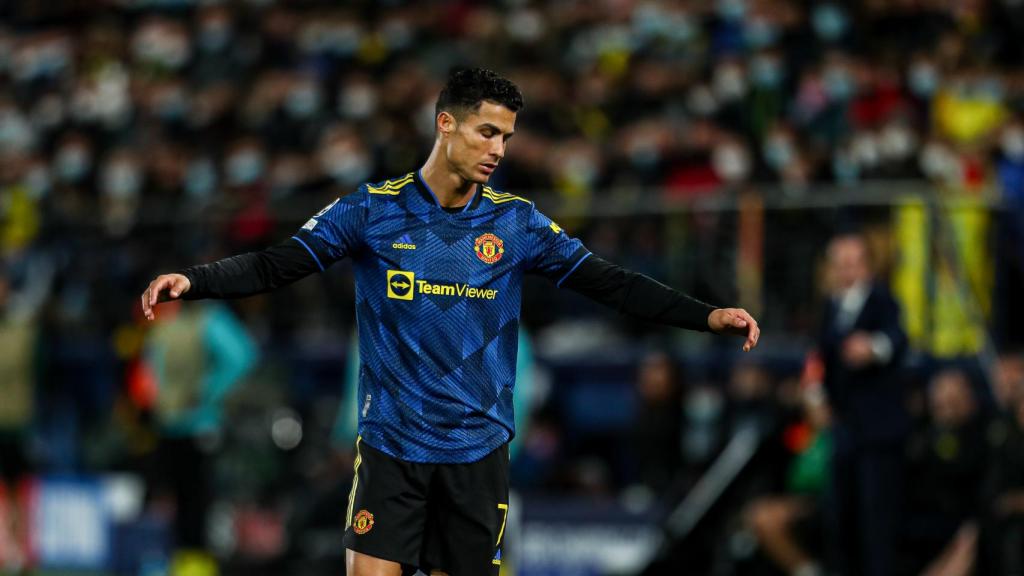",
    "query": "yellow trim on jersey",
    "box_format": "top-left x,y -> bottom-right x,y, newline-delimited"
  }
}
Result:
482,187 -> 531,205
368,173 -> 414,195
484,194 -> 531,205
345,436 -> 363,529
